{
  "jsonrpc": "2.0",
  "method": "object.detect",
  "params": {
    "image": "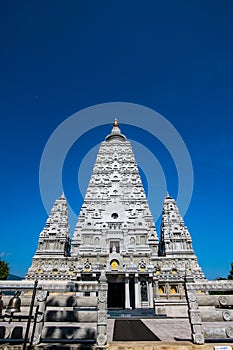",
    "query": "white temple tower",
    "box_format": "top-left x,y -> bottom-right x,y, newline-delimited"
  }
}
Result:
159,193 -> 196,257
26,120 -> 205,311
27,193 -> 70,278
71,119 -> 158,265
